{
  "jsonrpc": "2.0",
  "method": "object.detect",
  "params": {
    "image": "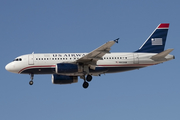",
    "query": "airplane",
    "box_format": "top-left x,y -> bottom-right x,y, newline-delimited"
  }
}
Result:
5,23 -> 175,88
